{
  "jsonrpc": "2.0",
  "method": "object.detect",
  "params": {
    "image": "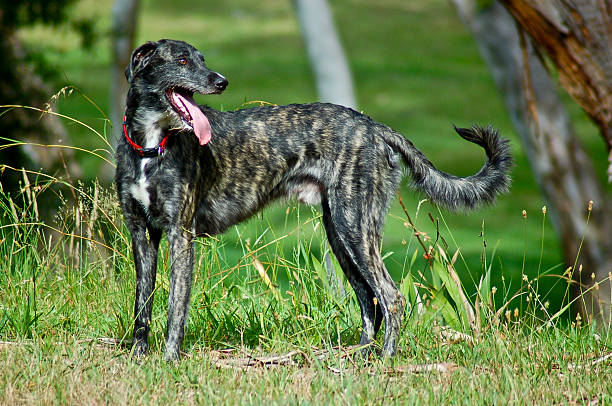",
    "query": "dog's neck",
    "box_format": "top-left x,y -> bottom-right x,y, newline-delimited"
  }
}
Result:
128,108 -> 170,149
124,87 -> 171,149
